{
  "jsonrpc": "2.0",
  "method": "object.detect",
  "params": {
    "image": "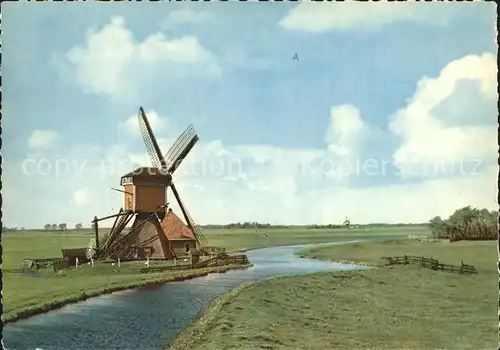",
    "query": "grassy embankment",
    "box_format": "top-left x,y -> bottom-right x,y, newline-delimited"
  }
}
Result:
170,239 -> 496,350
2,226 -> 413,323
